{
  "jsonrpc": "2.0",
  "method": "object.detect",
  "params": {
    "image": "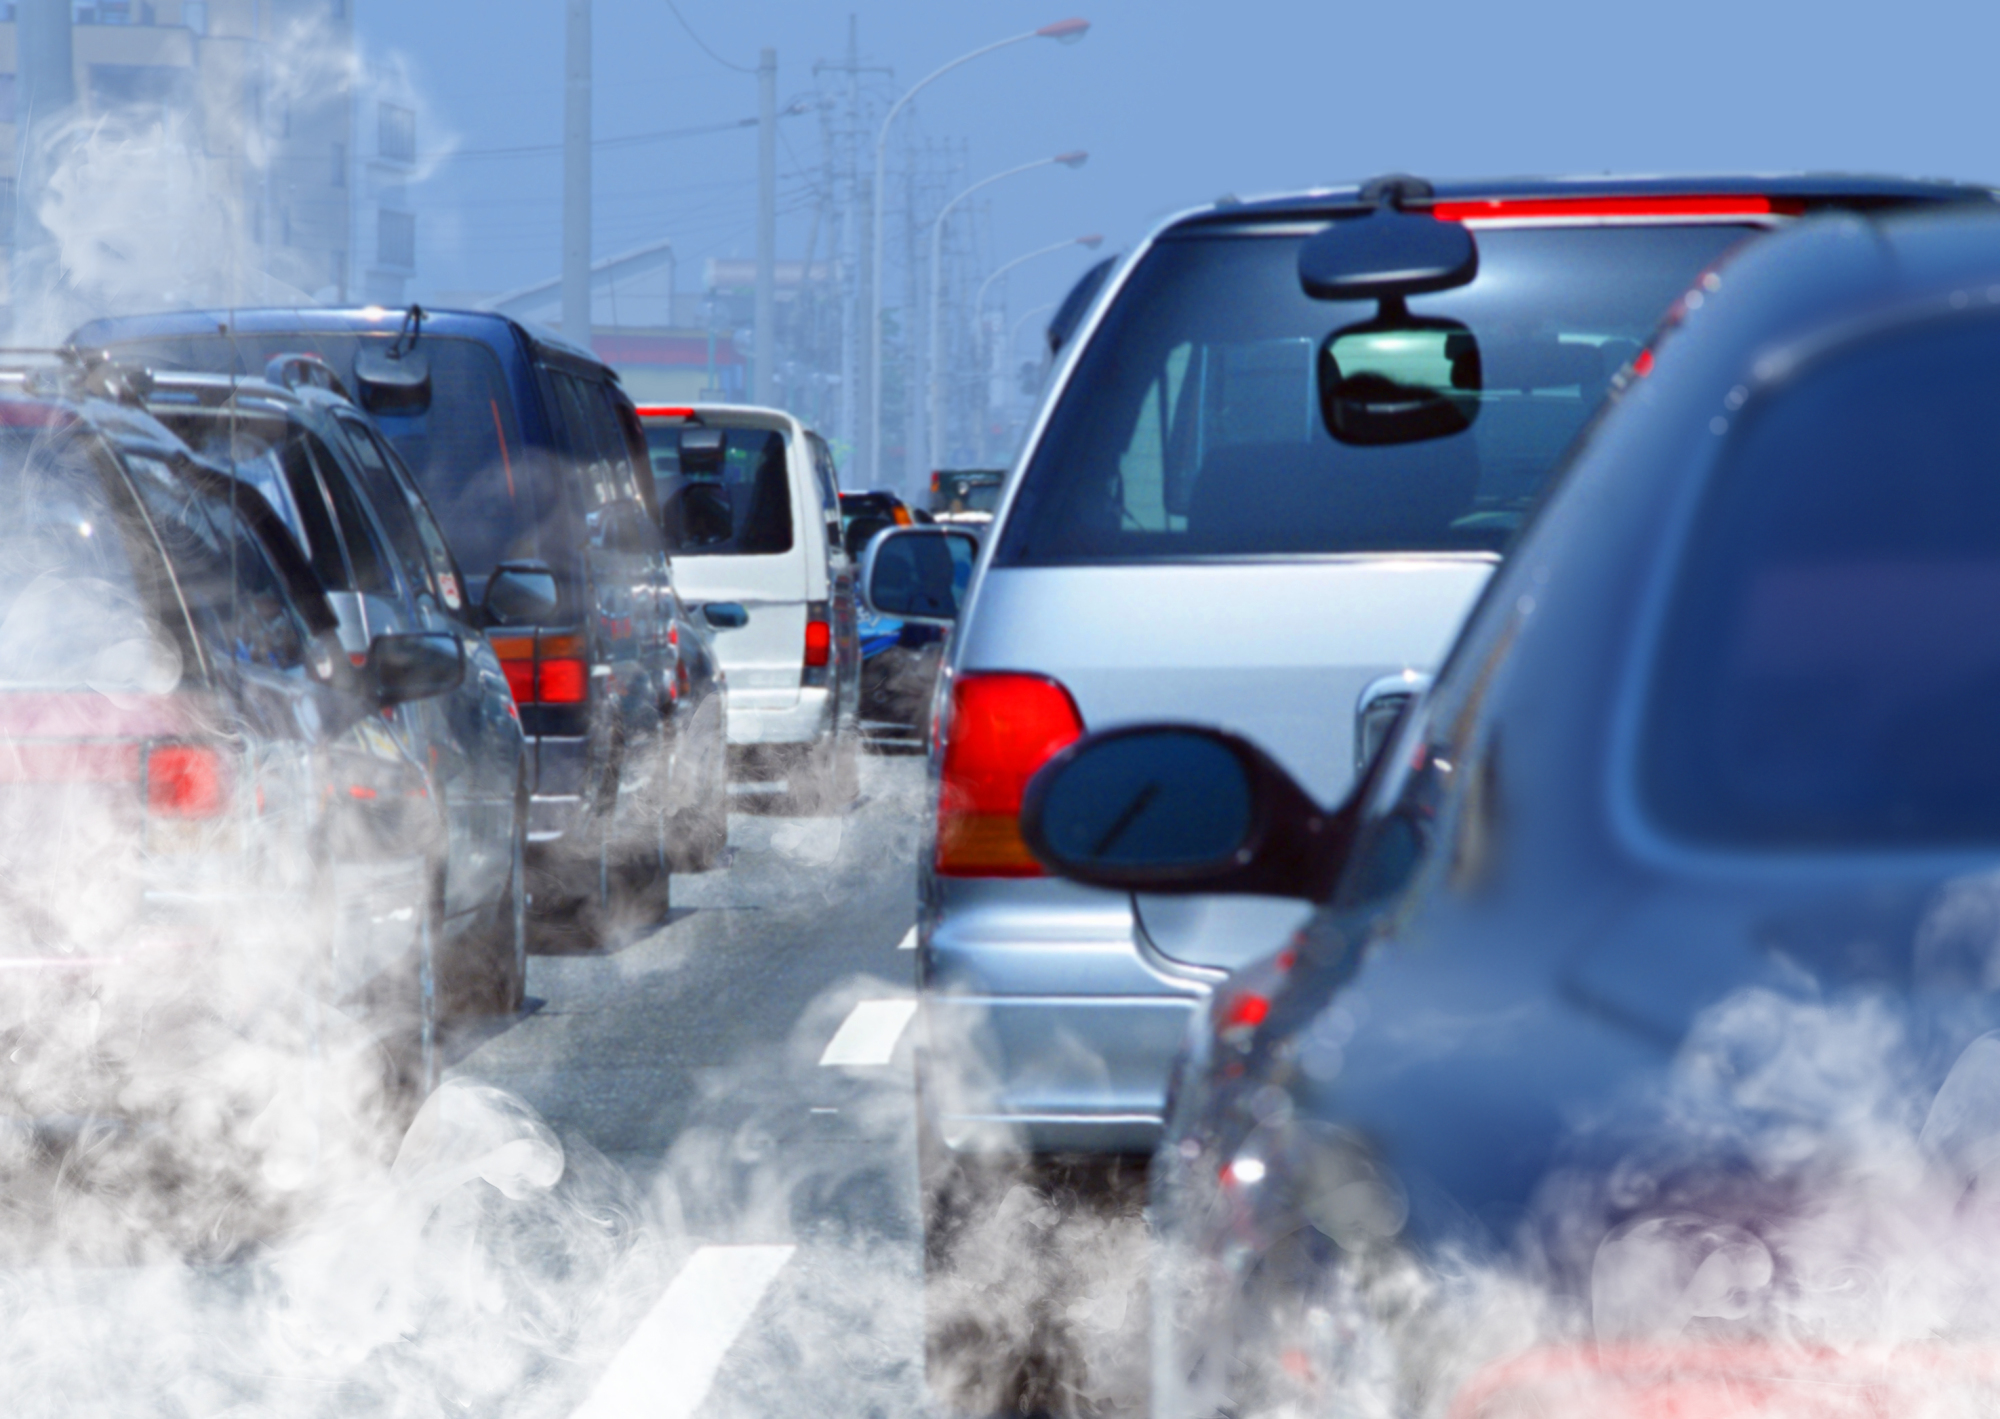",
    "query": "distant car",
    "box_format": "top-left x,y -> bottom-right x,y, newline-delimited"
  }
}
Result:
71,308 -> 722,937
926,468 -> 1003,525
1020,206 -> 2000,1417
838,489 -> 944,751
637,405 -> 859,812
0,361 -> 462,1178
138,365 -> 530,1014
